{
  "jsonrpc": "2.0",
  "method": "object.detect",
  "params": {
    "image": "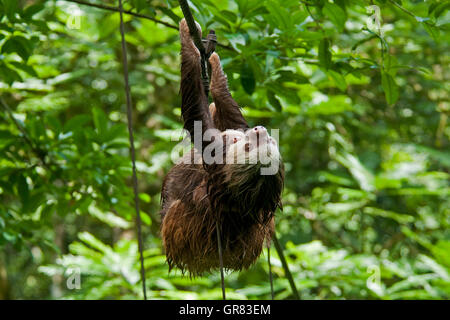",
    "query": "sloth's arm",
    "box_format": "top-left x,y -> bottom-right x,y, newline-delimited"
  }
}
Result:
179,19 -> 215,143
209,53 -> 249,131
